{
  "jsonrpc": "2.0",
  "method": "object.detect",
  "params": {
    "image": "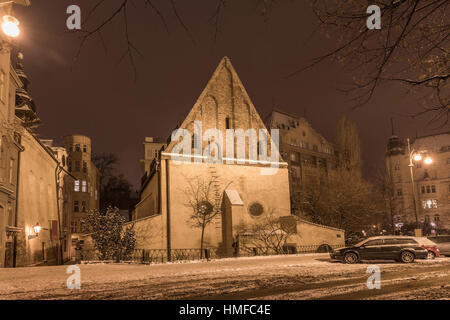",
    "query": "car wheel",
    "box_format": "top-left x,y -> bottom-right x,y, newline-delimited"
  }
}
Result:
427,251 -> 436,260
400,251 -> 415,263
344,252 -> 358,264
